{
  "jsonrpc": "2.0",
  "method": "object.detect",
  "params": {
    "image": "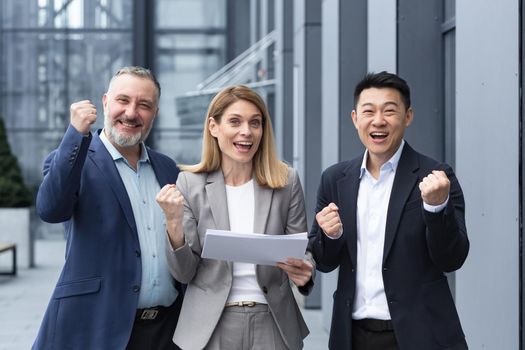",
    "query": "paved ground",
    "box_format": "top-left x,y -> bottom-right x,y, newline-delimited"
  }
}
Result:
0,239 -> 329,350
